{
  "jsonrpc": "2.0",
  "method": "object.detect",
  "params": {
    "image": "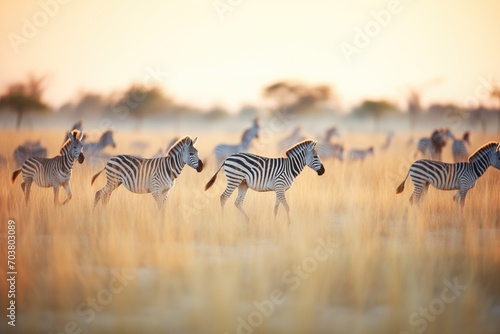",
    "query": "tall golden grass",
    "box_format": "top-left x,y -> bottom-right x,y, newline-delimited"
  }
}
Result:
0,129 -> 499,334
